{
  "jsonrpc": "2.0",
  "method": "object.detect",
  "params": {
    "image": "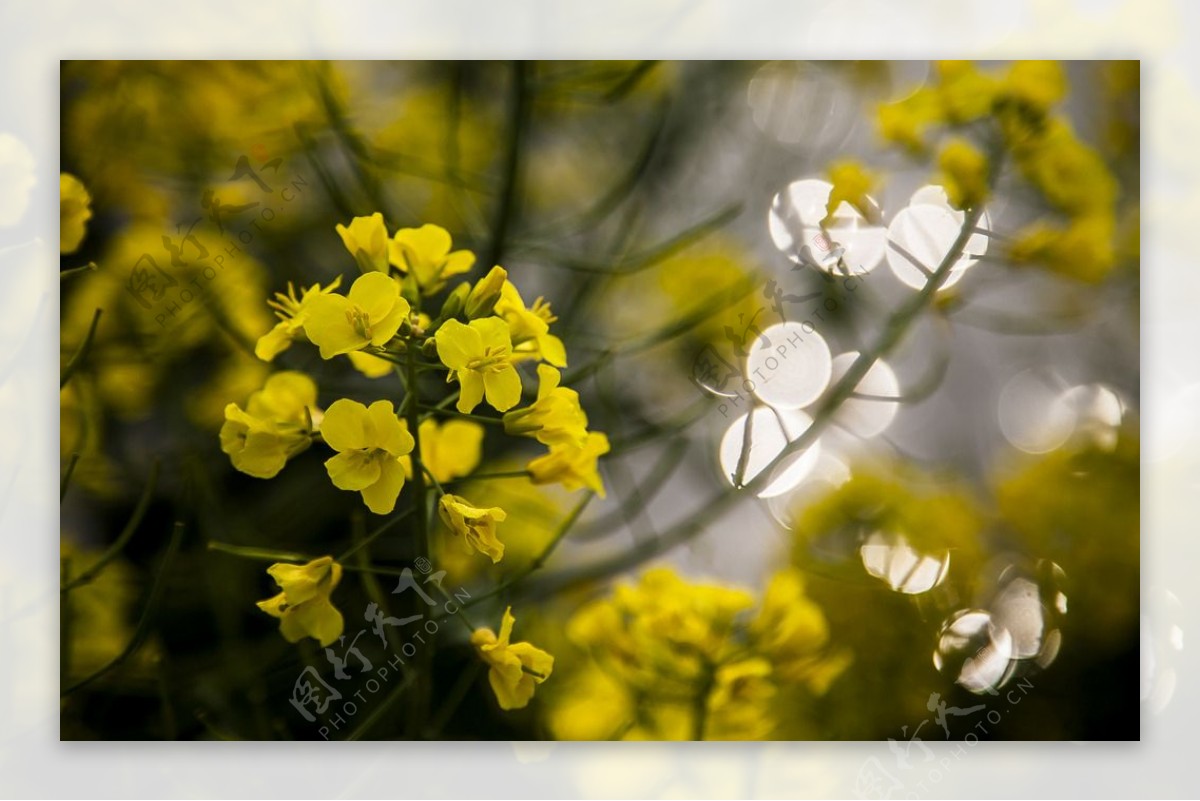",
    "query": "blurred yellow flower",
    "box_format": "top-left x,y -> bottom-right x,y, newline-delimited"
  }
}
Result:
347,351 -> 395,378
60,173 -> 93,254
528,431 -> 609,496
438,493 -> 507,563
1010,213 -> 1117,283
503,364 -> 588,447
256,556 -> 344,646
434,318 -> 522,413
320,399 -> 415,514
1016,121 -> 1117,217
402,418 -> 484,484
471,606 -> 554,710
706,658 -> 777,740
935,60 -> 997,123
824,159 -> 877,225
494,280 -> 567,367
937,137 -> 990,210
255,277 -> 344,362
877,88 -> 941,152
1001,60 -> 1066,113
305,272 -> 411,359
220,371 -> 318,479
389,223 -> 475,292
336,212 -> 390,274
